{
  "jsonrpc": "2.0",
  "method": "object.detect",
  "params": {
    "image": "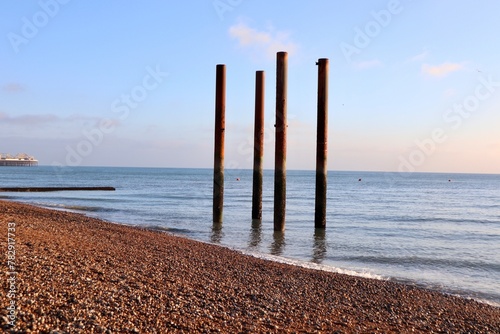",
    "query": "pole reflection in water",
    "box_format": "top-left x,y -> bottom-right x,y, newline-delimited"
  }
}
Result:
312,228 -> 327,264
270,231 -> 286,256
248,219 -> 262,249
211,222 -> 223,244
